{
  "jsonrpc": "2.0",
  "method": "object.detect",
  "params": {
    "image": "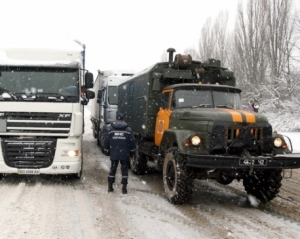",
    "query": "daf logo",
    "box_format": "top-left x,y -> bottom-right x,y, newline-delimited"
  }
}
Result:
59,114 -> 70,118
